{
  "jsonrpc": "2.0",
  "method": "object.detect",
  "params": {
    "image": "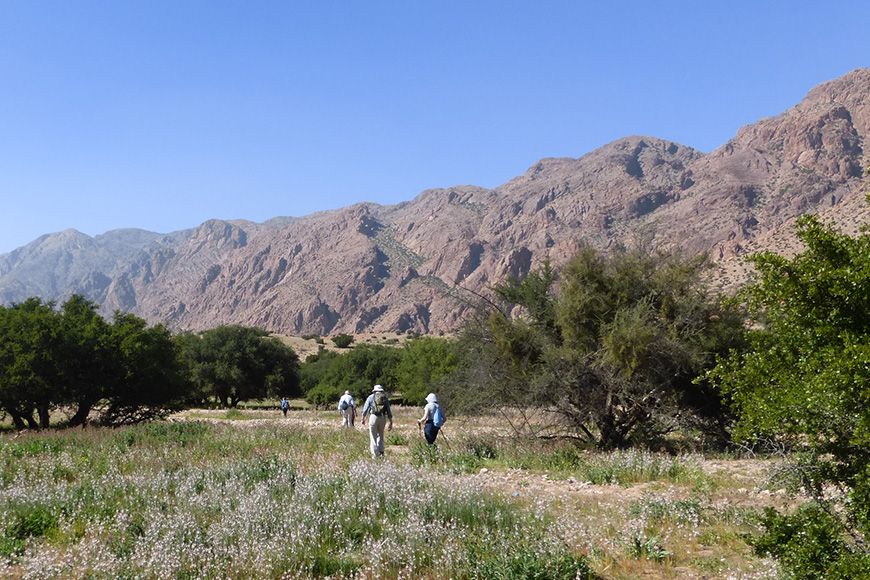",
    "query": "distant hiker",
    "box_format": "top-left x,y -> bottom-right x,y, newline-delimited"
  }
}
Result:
417,392 -> 445,445
338,390 -> 356,427
280,397 -> 289,417
361,384 -> 392,457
